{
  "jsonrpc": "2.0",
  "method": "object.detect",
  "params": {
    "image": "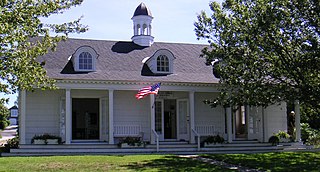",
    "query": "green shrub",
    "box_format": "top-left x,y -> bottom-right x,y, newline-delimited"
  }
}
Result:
301,123 -> 320,146
31,134 -> 62,144
275,130 -> 290,139
0,120 -> 9,130
2,137 -> 19,153
118,137 -> 144,147
307,134 -> 320,146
